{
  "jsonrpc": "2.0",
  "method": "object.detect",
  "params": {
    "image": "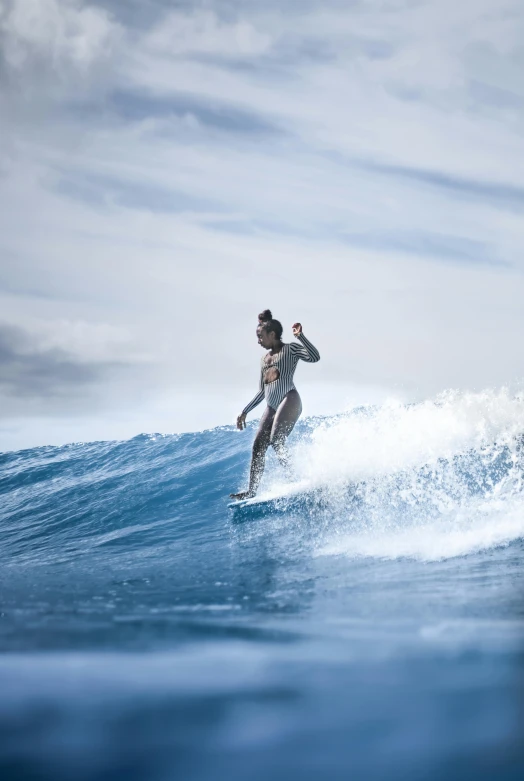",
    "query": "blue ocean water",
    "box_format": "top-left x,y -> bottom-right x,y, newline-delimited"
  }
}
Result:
1,389 -> 524,780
